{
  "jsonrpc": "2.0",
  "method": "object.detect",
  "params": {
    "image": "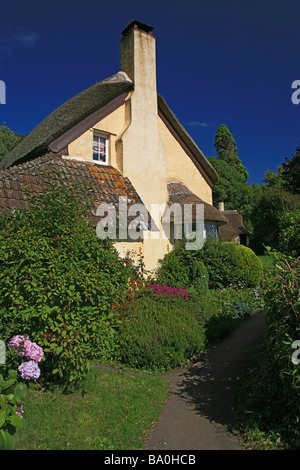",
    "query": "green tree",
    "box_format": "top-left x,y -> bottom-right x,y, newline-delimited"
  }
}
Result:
250,187 -> 300,254
0,123 -> 24,162
214,124 -> 248,181
280,146 -> 300,194
208,156 -> 260,231
263,145 -> 300,194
